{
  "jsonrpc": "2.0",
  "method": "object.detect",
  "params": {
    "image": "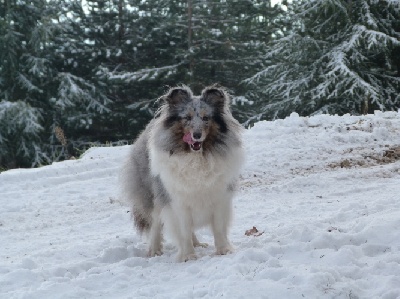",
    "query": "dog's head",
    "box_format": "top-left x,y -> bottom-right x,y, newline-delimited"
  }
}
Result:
160,85 -> 230,153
